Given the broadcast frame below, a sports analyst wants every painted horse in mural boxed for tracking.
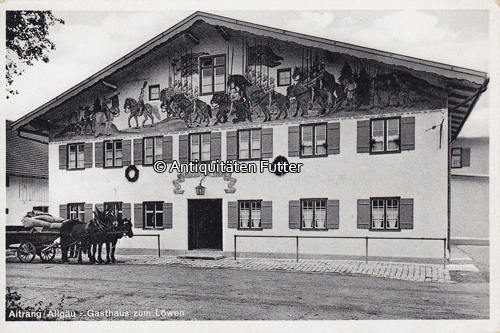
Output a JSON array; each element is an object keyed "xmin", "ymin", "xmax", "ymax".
[
  {"xmin": 210, "ymin": 92, "xmax": 231, "ymax": 125},
  {"xmin": 291, "ymin": 66, "xmax": 337, "ymax": 115},
  {"xmin": 172, "ymin": 94, "xmax": 212, "ymax": 127},
  {"xmin": 123, "ymin": 97, "xmax": 161, "ymax": 128},
  {"xmin": 159, "ymin": 87, "xmax": 182, "ymax": 120},
  {"xmin": 92, "ymin": 96, "xmax": 120, "ymax": 136}
]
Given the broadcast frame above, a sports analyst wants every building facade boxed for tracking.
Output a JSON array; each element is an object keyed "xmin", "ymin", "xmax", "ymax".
[{"xmin": 10, "ymin": 12, "xmax": 488, "ymax": 261}]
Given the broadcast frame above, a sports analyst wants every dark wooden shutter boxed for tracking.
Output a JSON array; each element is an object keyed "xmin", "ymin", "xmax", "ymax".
[
  {"xmin": 226, "ymin": 131, "xmax": 237, "ymax": 160},
  {"xmin": 163, "ymin": 202, "xmax": 173, "ymax": 229},
  {"xmin": 327, "ymin": 122, "xmax": 340, "ymax": 155},
  {"xmin": 357, "ymin": 199, "xmax": 370, "ymax": 229},
  {"xmin": 134, "ymin": 203, "xmax": 143, "ymax": 228},
  {"xmin": 289, "ymin": 200, "xmax": 300, "ymax": 229},
  {"xmin": 59, "ymin": 204, "xmax": 67, "ymax": 219},
  {"xmin": 84, "ymin": 143, "xmax": 93, "ymax": 168},
  {"xmin": 326, "ymin": 199, "xmax": 339, "ymax": 229},
  {"xmin": 288, "ymin": 126, "xmax": 300, "ymax": 157},
  {"xmin": 133, "ymin": 139, "xmax": 143, "ymax": 165},
  {"xmin": 122, "ymin": 140, "xmax": 132, "ymax": 166},
  {"xmin": 59, "ymin": 145, "xmax": 67, "ymax": 170},
  {"xmin": 401, "ymin": 117, "xmax": 415, "ymax": 151},
  {"xmin": 210, "ymin": 132, "xmax": 221, "ymax": 161},
  {"xmin": 162, "ymin": 136, "xmax": 173, "ymax": 163},
  {"xmin": 357, "ymin": 120, "xmax": 370, "ymax": 153},
  {"xmin": 261, "ymin": 201, "xmax": 272, "ymax": 229},
  {"xmin": 228, "ymin": 201, "xmax": 238, "ymax": 228},
  {"xmin": 179, "ymin": 134, "xmax": 189, "ymax": 163},
  {"xmin": 462, "ymin": 147, "xmax": 471, "ymax": 167},
  {"xmin": 261, "ymin": 128, "xmax": 273, "ymax": 158},
  {"xmin": 95, "ymin": 142, "xmax": 104, "ymax": 168},
  {"xmin": 400, "ymin": 198, "xmax": 414, "ymax": 229},
  {"xmin": 84, "ymin": 203, "xmax": 93, "ymax": 222},
  {"xmin": 122, "ymin": 203, "xmax": 131, "ymax": 220}
]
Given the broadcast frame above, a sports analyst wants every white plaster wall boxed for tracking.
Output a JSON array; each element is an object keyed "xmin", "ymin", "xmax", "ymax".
[
  {"xmin": 6, "ymin": 176, "xmax": 49, "ymax": 225},
  {"xmin": 451, "ymin": 137, "xmax": 489, "ymax": 175}
]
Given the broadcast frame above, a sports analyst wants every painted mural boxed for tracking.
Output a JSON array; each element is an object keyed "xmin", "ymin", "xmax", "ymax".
[{"xmin": 52, "ymin": 31, "xmax": 447, "ymax": 140}]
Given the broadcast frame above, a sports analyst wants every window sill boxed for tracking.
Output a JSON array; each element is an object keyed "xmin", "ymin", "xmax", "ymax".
[
  {"xmin": 368, "ymin": 229, "xmax": 401, "ymax": 232},
  {"xmin": 369, "ymin": 150, "xmax": 401, "ymax": 155},
  {"xmin": 299, "ymin": 154, "xmax": 328, "ymax": 159},
  {"xmin": 237, "ymin": 227, "xmax": 263, "ymax": 231},
  {"xmin": 299, "ymin": 228, "xmax": 328, "ymax": 231},
  {"xmin": 103, "ymin": 165, "xmax": 124, "ymax": 169},
  {"xmin": 66, "ymin": 168, "xmax": 85, "ymax": 171}
]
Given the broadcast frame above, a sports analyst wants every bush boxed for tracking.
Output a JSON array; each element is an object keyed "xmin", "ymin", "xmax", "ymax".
[{"xmin": 6, "ymin": 287, "xmax": 66, "ymax": 321}]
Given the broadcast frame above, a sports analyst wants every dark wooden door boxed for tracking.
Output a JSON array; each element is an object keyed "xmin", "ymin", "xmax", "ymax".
[{"xmin": 188, "ymin": 199, "xmax": 222, "ymax": 250}]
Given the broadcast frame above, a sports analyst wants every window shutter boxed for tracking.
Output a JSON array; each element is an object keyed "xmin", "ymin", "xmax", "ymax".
[
  {"xmin": 84, "ymin": 203, "xmax": 93, "ymax": 222},
  {"xmin": 357, "ymin": 120, "xmax": 370, "ymax": 153},
  {"xmin": 400, "ymin": 198, "xmax": 414, "ymax": 229},
  {"xmin": 122, "ymin": 203, "xmax": 131, "ymax": 220},
  {"xmin": 133, "ymin": 139, "xmax": 143, "ymax": 165},
  {"xmin": 326, "ymin": 199, "xmax": 339, "ymax": 229},
  {"xmin": 84, "ymin": 143, "xmax": 93, "ymax": 168},
  {"xmin": 95, "ymin": 142, "xmax": 104, "ymax": 168},
  {"xmin": 226, "ymin": 131, "xmax": 237, "ymax": 160},
  {"xmin": 261, "ymin": 128, "xmax": 273, "ymax": 158},
  {"xmin": 228, "ymin": 201, "xmax": 238, "ymax": 228},
  {"xmin": 462, "ymin": 147, "xmax": 471, "ymax": 167},
  {"xmin": 134, "ymin": 203, "xmax": 143, "ymax": 228},
  {"xmin": 179, "ymin": 134, "xmax": 189, "ymax": 163},
  {"xmin": 401, "ymin": 117, "xmax": 415, "ymax": 151},
  {"xmin": 289, "ymin": 200, "xmax": 300, "ymax": 229},
  {"xmin": 210, "ymin": 132, "xmax": 221, "ymax": 161},
  {"xmin": 122, "ymin": 140, "xmax": 132, "ymax": 166},
  {"xmin": 261, "ymin": 201, "xmax": 272, "ymax": 229},
  {"xmin": 357, "ymin": 199, "xmax": 370, "ymax": 229},
  {"xmin": 163, "ymin": 202, "xmax": 173, "ymax": 229},
  {"xmin": 162, "ymin": 136, "xmax": 173, "ymax": 163},
  {"xmin": 59, "ymin": 145, "xmax": 67, "ymax": 170},
  {"xmin": 59, "ymin": 204, "xmax": 67, "ymax": 219},
  {"xmin": 327, "ymin": 122, "xmax": 340, "ymax": 155},
  {"xmin": 288, "ymin": 126, "xmax": 300, "ymax": 157}
]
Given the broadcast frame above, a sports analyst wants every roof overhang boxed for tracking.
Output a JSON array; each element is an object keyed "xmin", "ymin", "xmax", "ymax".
[{"xmin": 10, "ymin": 11, "xmax": 488, "ymax": 140}]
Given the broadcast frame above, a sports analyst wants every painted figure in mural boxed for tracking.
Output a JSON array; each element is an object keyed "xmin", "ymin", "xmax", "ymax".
[
  {"xmin": 344, "ymin": 78, "xmax": 357, "ymax": 107},
  {"xmin": 226, "ymin": 75, "xmax": 253, "ymax": 123},
  {"xmin": 92, "ymin": 96, "xmax": 120, "ymax": 136},
  {"xmin": 123, "ymin": 97, "xmax": 161, "ymax": 129},
  {"xmin": 138, "ymin": 81, "xmax": 147, "ymax": 113},
  {"xmin": 210, "ymin": 92, "xmax": 230, "ymax": 125},
  {"xmin": 290, "ymin": 66, "xmax": 331, "ymax": 116},
  {"xmin": 309, "ymin": 59, "xmax": 338, "ymax": 113}
]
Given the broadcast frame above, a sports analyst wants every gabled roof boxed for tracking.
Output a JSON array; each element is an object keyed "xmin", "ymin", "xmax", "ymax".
[
  {"xmin": 10, "ymin": 11, "xmax": 488, "ymax": 140},
  {"xmin": 6, "ymin": 121, "xmax": 48, "ymax": 178}
]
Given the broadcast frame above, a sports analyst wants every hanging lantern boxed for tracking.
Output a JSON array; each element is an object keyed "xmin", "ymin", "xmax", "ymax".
[{"xmin": 195, "ymin": 177, "xmax": 206, "ymax": 195}]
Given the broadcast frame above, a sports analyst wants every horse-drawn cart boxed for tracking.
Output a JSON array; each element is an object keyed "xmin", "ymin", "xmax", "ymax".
[{"xmin": 6, "ymin": 226, "xmax": 60, "ymax": 263}]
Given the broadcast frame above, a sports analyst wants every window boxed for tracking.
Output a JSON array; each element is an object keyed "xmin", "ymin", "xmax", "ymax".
[
  {"xmin": 239, "ymin": 200, "xmax": 262, "ymax": 229},
  {"xmin": 200, "ymin": 55, "xmax": 226, "ymax": 95},
  {"xmin": 33, "ymin": 206, "xmax": 49, "ymax": 213},
  {"xmin": 144, "ymin": 202, "xmax": 163, "ymax": 229},
  {"xmin": 104, "ymin": 202, "xmax": 123, "ymax": 218},
  {"xmin": 451, "ymin": 148, "xmax": 462, "ymax": 168},
  {"xmin": 277, "ymin": 68, "xmax": 291, "ymax": 86},
  {"xmin": 370, "ymin": 198, "xmax": 400, "ymax": 230},
  {"xmin": 301, "ymin": 199, "xmax": 327, "ymax": 230},
  {"xmin": 189, "ymin": 133, "xmax": 211, "ymax": 162},
  {"xmin": 68, "ymin": 143, "xmax": 85, "ymax": 169},
  {"xmin": 370, "ymin": 118, "xmax": 400, "ymax": 153},
  {"xmin": 104, "ymin": 140, "xmax": 123, "ymax": 167},
  {"xmin": 143, "ymin": 137, "xmax": 163, "ymax": 166},
  {"xmin": 149, "ymin": 84, "xmax": 160, "ymax": 101},
  {"xmin": 238, "ymin": 129, "xmax": 261, "ymax": 160},
  {"xmin": 6, "ymin": 175, "xmax": 9, "ymax": 187},
  {"xmin": 300, "ymin": 123, "xmax": 327, "ymax": 157},
  {"xmin": 68, "ymin": 203, "xmax": 85, "ymax": 222}
]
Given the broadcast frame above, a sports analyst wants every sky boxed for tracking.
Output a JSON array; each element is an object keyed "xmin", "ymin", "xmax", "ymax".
[{"xmin": 5, "ymin": 9, "xmax": 490, "ymax": 137}]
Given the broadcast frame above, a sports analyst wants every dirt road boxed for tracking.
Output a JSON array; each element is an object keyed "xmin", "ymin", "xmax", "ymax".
[{"xmin": 6, "ymin": 260, "xmax": 488, "ymax": 320}]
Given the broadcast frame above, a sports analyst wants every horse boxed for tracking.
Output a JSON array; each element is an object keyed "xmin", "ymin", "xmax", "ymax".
[
  {"xmin": 159, "ymin": 87, "xmax": 181, "ymax": 120},
  {"xmin": 95, "ymin": 216, "xmax": 134, "ymax": 264},
  {"xmin": 210, "ymin": 93, "xmax": 231, "ymax": 125},
  {"xmin": 123, "ymin": 97, "xmax": 161, "ymax": 128},
  {"xmin": 270, "ymin": 91, "xmax": 290, "ymax": 120},
  {"xmin": 287, "ymin": 84, "xmax": 311, "ymax": 117},
  {"xmin": 292, "ymin": 66, "xmax": 336, "ymax": 115},
  {"xmin": 168, "ymin": 94, "xmax": 212, "ymax": 127},
  {"xmin": 93, "ymin": 96, "xmax": 120, "ymax": 136}
]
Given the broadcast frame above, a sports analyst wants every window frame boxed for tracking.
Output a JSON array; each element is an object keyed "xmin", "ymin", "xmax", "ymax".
[
  {"xmin": 143, "ymin": 136, "xmax": 163, "ymax": 166},
  {"xmin": 103, "ymin": 139, "xmax": 123, "ymax": 168},
  {"xmin": 104, "ymin": 201, "xmax": 123, "ymax": 218},
  {"xmin": 299, "ymin": 123, "xmax": 328, "ymax": 158},
  {"xmin": 237, "ymin": 128, "xmax": 262, "ymax": 161},
  {"xmin": 299, "ymin": 198, "xmax": 328, "ymax": 230},
  {"xmin": 451, "ymin": 147, "xmax": 462, "ymax": 169},
  {"xmin": 143, "ymin": 201, "xmax": 164, "ymax": 230},
  {"xmin": 369, "ymin": 197, "xmax": 401, "ymax": 231},
  {"xmin": 199, "ymin": 54, "xmax": 226, "ymax": 96},
  {"xmin": 67, "ymin": 143, "xmax": 85, "ymax": 170},
  {"xmin": 67, "ymin": 202, "xmax": 85, "ymax": 222},
  {"xmin": 237, "ymin": 199, "xmax": 263, "ymax": 230},
  {"xmin": 369, "ymin": 117, "xmax": 401, "ymax": 155},
  {"xmin": 149, "ymin": 84, "xmax": 160, "ymax": 101},
  {"xmin": 188, "ymin": 132, "xmax": 212, "ymax": 163},
  {"xmin": 33, "ymin": 206, "xmax": 49, "ymax": 213},
  {"xmin": 277, "ymin": 68, "xmax": 292, "ymax": 87}
]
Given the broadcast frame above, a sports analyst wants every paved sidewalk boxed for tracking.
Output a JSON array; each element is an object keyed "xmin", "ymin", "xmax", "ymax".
[{"xmin": 125, "ymin": 255, "xmax": 452, "ymax": 283}]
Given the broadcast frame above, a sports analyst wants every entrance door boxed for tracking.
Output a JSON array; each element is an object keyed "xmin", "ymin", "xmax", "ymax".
[{"xmin": 188, "ymin": 199, "xmax": 223, "ymax": 250}]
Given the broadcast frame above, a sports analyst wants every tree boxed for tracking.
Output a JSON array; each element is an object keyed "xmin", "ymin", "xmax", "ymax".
[
  {"xmin": 6, "ymin": 11, "xmax": 64, "ymax": 98},
  {"xmin": 338, "ymin": 61, "xmax": 353, "ymax": 84}
]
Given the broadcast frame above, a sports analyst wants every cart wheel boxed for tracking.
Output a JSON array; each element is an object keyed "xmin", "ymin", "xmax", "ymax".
[
  {"xmin": 39, "ymin": 247, "xmax": 56, "ymax": 262},
  {"xmin": 17, "ymin": 242, "xmax": 36, "ymax": 263}
]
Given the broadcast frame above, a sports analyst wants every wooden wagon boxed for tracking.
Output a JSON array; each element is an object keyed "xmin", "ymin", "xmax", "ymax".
[{"xmin": 6, "ymin": 226, "xmax": 60, "ymax": 263}]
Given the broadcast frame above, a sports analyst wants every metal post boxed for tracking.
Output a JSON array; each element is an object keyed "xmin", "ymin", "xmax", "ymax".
[
  {"xmin": 296, "ymin": 236, "xmax": 299, "ymax": 262},
  {"xmin": 234, "ymin": 235, "xmax": 237, "ymax": 260},
  {"xmin": 443, "ymin": 238, "xmax": 447, "ymax": 269},
  {"xmin": 365, "ymin": 237, "xmax": 368, "ymax": 264},
  {"xmin": 157, "ymin": 235, "xmax": 161, "ymax": 257}
]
